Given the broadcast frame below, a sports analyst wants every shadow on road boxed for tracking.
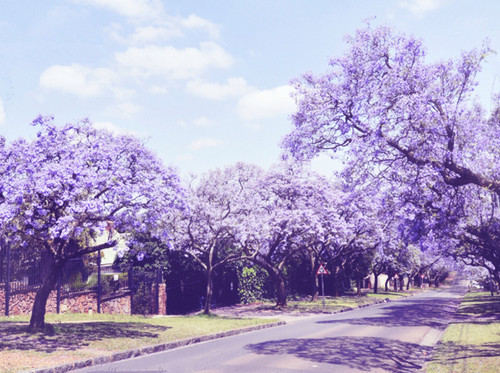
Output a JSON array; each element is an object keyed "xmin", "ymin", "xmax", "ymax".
[
  {"xmin": 0, "ymin": 321, "xmax": 170, "ymax": 353},
  {"xmin": 247, "ymin": 336, "xmax": 432, "ymax": 372},
  {"xmin": 317, "ymin": 296, "xmax": 461, "ymax": 330}
]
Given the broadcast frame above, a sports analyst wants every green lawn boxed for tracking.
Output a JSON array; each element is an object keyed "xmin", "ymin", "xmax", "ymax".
[
  {"xmin": 254, "ymin": 289, "xmax": 417, "ymax": 314},
  {"xmin": 425, "ymin": 291, "xmax": 500, "ymax": 373},
  {"xmin": 0, "ymin": 313, "xmax": 278, "ymax": 373}
]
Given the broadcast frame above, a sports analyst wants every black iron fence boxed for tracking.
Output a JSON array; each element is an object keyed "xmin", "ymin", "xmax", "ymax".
[{"xmin": 0, "ymin": 242, "xmax": 161, "ymax": 316}]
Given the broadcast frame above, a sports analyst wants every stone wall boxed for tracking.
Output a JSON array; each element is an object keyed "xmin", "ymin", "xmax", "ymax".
[{"xmin": 0, "ymin": 289, "xmax": 132, "ymax": 316}]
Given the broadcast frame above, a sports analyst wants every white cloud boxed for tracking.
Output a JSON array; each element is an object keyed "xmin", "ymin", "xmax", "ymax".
[
  {"xmin": 115, "ymin": 42, "xmax": 233, "ymax": 80},
  {"xmin": 0, "ymin": 97, "xmax": 5, "ymax": 125},
  {"xmin": 187, "ymin": 77, "xmax": 251, "ymax": 100},
  {"xmin": 107, "ymin": 23, "xmax": 184, "ymax": 45},
  {"xmin": 39, "ymin": 64, "xmax": 115, "ymax": 98},
  {"xmin": 193, "ymin": 117, "xmax": 215, "ymax": 127},
  {"xmin": 190, "ymin": 137, "xmax": 222, "ymax": 150},
  {"xmin": 237, "ymin": 85, "xmax": 295, "ymax": 121},
  {"xmin": 180, "ymin": 14, "xmax": 220, "ymax": 39},
  {"xmin": 93, "ymin": 121, "xmax": 138, "ymax": 136},
  {"xmin": 76, "ymin": 0, "xmax": 165, "ymax": 21},
  {"xmin": 398, "ymin": 0, "xmax": 448, "ymax": 15}
]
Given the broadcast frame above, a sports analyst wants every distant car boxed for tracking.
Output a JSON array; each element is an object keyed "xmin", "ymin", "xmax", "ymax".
[{"xmin": 469, "ymin": 280, "xmax": 481, "ymax": 289}]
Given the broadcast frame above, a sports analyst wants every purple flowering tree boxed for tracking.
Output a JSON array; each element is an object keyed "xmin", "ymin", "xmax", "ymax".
[
  {"xmin": 238, "ymin": 162, "xmax": 346, "ymax": 307},
  {"xmin": 0, "ymin": 116, "xmax": 183, "ymax": 331},
  {"xmin": 170, "ymin": 163, "xmax": 263, "ymax": 314},
  {"xmin": 282, "ymin": 23, "xmax": 500, "ymax": 283},
  {"xmin": 304, "ymin": 184, "xmax": 382, "ymax": 297}
]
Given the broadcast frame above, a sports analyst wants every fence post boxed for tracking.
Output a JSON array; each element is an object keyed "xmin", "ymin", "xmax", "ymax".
[
  {"xmin": 5, "ymin": 241, "xmax": 10, "ymax": 317},
  {"xmin": 97, "ymin": 248, "xmax": 101, "ymax": 314},
  {"xmin": 56, "ymin": 275, "xmax": 61, "ymax": 314},
  {"xmin": 128, "ymin": 266, "xmax": 134, "ymax": 315},
  {"xmin": 155, "ymin": 267, "xmax": 160, "ymax": 315}
]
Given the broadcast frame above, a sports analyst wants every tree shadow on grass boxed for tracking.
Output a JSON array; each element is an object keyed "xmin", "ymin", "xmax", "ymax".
[
  {"xmin": 0, "ymin": 321, "xmax": 170, "ymax": 353},
  {"xmin": 247, "ymin": 336, "xmax": 433, "ymax": 372},
  {"xmin": 431, "ymin": 341, "xmax": 500, "ymax": 365},
  {"xmin": 455, "ymin": 295, "xmax": 500, "ymax": 321},
  {"xmin": 317, "ymin": 297, "xmax": 461, "ymax": 330}
]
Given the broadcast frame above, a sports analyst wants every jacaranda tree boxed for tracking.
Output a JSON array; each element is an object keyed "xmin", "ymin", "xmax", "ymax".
[
  {"xmin": 282, "ymin": 22, "xmax": 499, "ymax": 282},
  {"xmin": 240, "ymin": 162, "xmax": 344, "ymax": 307},
  {"xmin": 170, "ymin": 162, "xmax": 263, "ymax": 314},
  {"xmin": 0, "ymin": 116, "xmax": 184, "ymax": 331}
]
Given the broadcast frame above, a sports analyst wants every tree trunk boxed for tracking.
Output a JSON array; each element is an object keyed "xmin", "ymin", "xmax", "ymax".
[
  {"xmin": 356, "ymin": 277, "xmax": 361, "ymax": 296},
  {"xmin": 373, "ymin": 274, "xmax": 378, "ymax": 294},
  {"xmin": 29, "ymin": 259, "xmax": 64, "ymax": 332},
  {"xmin": 309, "ymin": 254, "xmax": 319, "ymax": 301},
  {"xmin": 203, "ymin": 268, "xmax": 213, "ymax": 314},
  {"xmin": 274, "ymin": 271, "xmax": 287, "ymax": 308},
  {"xmin": 385, "ymin": 276, "xmax": 390, "ymax": 292},
  {"xmin": 310, "ymin": 275, "xmax": 319, "ymax": 302}
]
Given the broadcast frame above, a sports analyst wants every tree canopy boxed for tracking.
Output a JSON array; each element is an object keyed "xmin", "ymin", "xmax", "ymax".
[
  {"xmin": 0, "ymin": 116, "xmax": 184, "ymax": 330},
  {"xmin": 282, "ymin": 23, "xmax": 500, "ymax": 287}
]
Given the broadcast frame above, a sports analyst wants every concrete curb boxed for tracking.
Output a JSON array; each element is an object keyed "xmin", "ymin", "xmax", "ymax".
[{"xmin": 28, "ymin": 320, "xmax": 286, "ymax": 373}]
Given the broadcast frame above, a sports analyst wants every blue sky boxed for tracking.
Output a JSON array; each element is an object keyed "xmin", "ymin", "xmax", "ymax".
[{"xmin": 0, "ymin": 0, "xmax": 499, "ymax": 177}]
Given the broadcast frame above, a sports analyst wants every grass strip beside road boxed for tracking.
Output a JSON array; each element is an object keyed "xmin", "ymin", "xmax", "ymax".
[
  {"xmin": 252, "ymin": 290, "xmax": 417, "ymax": 314},
  {"xmin": 425, "ymin": 291, "xmax": 500, "ymax": 373},
  {"xmin": 0, "ymin": 313, "xmax": 278, "ymax": 373}
]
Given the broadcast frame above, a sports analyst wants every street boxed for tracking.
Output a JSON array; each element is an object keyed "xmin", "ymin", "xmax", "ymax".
[{"xmin": 75, "ymin": 282, "xmax": 466, "ymax": 373}]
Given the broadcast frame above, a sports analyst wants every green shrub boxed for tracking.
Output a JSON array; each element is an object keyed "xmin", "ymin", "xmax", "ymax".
[{"xmin": 238, "ymin": 266, "xmax": 265, "ymax": 304}]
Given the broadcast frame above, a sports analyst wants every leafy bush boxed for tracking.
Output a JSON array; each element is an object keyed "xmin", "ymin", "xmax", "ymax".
[{"xmin": 238, "ymin": 266, "xmax": 266, "ymax": 304}]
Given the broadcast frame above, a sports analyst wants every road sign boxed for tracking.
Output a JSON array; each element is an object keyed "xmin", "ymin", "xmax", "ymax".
[{"xmin": 316, "ymin": 263, "xmax": 329, "ymax": 275}]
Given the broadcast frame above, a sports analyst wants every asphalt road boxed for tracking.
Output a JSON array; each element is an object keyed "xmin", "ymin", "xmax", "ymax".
[{"xmin": 75, "ymin": 281, "xmax": 466, "ymax": 373}]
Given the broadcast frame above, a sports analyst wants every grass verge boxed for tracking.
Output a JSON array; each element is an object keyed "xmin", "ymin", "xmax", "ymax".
[
  {"xmin": 253, "ymin": 289, "xmax": 419, "ymax": 314},
  {"xmin": 425, "ymin": 291, "xmax": 500, "ymax": 373},
  {"xmin": 0, "ymin": 313, "xmax": 278, "ymax": 373}
]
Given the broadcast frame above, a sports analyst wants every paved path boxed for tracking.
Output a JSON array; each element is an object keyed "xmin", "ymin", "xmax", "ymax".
[{"xmin": 75, "ymin": 282, "xmax": 466, "ymax": 373}]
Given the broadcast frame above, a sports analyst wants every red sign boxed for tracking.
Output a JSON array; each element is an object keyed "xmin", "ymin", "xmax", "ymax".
[{"xmin": 316, "ymin": 263, "xmax": 329, "ymax": 275}]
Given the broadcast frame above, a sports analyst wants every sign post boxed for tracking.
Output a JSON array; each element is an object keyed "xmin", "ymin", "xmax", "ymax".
[{"xmin": 316, "ymin": 263, "xmax": 329, "ymax": 310}]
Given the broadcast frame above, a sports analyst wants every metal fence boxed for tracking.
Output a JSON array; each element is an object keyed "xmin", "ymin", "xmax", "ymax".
[{"xmin": 0, "ymin": 241, "xmax": 165, "ymax": 316}]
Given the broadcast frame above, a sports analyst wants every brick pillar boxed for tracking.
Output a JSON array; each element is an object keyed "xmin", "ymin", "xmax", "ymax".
[{"xmin": 158, "ymin": 283, "xmax": 167, "ymax": 315}]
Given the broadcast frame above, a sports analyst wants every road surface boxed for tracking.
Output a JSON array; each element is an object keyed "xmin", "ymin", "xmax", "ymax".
[{"xmin": 75, "ymin": 282, "xmax": 466, "ymax": 373}]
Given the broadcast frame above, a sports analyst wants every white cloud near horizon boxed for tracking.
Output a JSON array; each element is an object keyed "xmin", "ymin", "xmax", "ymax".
[
  {"xmin": 237, "ymin": 85, "xmax": 295, "ymax": 121},
  {"xmin": 93, "ymin": 121, "xmax": 139, "ymax": 136},
  {"xmin": 190, "ymin": 137, "xmax": 222, "ymax": 150},
  {"xmin": 187, "ymin": 77, "xmax": 251, "ymax": 100}
]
